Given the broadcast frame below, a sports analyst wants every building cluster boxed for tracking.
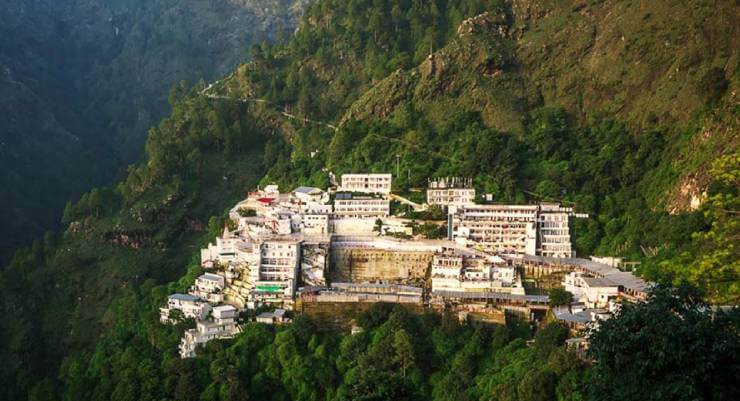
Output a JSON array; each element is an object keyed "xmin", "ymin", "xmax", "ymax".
[
  {"xmin": 546, "ymin": 256, "xmax": 650, "ymax": 331},
  {"xmin": 160, "ymin": 173, "xmax": 648, "ymax": 357},
  {"xmin": 431, "ymin": 247, "xmax": 523, "ymax": 294},
  {"xmin": 160, "ymin": 293, "xmax": 239, "ymax": 358}
]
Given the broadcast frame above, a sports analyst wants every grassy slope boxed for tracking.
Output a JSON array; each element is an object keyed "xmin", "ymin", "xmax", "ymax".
[{"xmin": 341, "ymin": 0, "xmax": 738, "ymax": 208}]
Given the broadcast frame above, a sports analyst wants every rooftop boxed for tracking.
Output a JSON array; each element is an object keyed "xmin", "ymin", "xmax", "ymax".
[
  {"xmin": 200, "ymin": 273, "xmax": 224, "ymax": 282},
  {"xmin": 212, "ymin": 305, "xmax": 237, "ymax": 313},
  {"xmin": 293, "ymin": 186, "xmax": 323, "ymax": 195},
  {"xmin": 582, "ymin": 277, "xmax": 618, "ymax": 288},
  {"xmin": 169, "ymin": 293, "xmax": 200, "ymax": 302},
  {"xmin": 512, "ymin": 254, "xmax": 651, "ymax": 293}
]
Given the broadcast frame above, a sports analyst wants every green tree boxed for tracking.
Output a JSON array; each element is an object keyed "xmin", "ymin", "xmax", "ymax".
[
  {"xmin": 588, "ymin": 285, "xmax": 740, "ymax": 401},
  {"xmin": 393, "ymin": 329, "xmax": 415, "ymax": 378},
  {"xmin": 548, "ymin": 288, "xmax": 573, "ymax": 308}
]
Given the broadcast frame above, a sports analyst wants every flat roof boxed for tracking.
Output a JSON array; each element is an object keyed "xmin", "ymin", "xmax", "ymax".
[
  {"xmin": 511, "ymin": 254, "xmax": 651, "ymax": 293},
  {"xmin": 582, "ymin": 277, "xmax": 618, "ymax": 288},
  {"xmin": 331, "ymin": 282, "xmax": 423, "ymax": 293},
  {"xmin": 200, "ymin": 273, "xmax": 224, "ymax": 281},
  {"xmin": 294, "ymin": 186, "xmax": 323, "ymax": 194},
  {"xmin": 169, "ymin": 293, "xmax": 200, "ymax": 302},
  {"xmin": 432, "ymin": 290, "xmax": 548, "ymax": 303},
  {"xmin": 341, "ymin": 173, "xmax": 391, "ymax": 177},
  {"xmin": 553, "ymin": 309, "xmax": 591, "ymax": 323},
  {"xmin": 212, "ymin": 305, "xmax": 237, "ymax": 312}
]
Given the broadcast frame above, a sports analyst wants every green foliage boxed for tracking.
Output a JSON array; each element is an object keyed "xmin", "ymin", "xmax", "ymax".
[
  {"xmin": 548, "ymin": 288, "xmax": 574, "ymax": 308},
  {"xmin": 643, "ymin": 153, "xmax": 740, "ymax": 303},
  {"xmin": 0, "ymin": 0, "xmax": 305, "ymax": 264},
  {"xmin": 2, "ymin": 0, "xmax": 739, "ymax": 399},
  {"xmin": 41, "ymin": 302, "xmax": 585, "ymax": 401},
  {"xmin": 587, "ymin": 286, "xmax": 740, "ymax": 401},
  {"xmin": 233, "ymin": 0, "xmax": 508, "ymax": 121},
  {"xmin": 0, "ymin": 90, "xmax": 273, "ymax": 400}
]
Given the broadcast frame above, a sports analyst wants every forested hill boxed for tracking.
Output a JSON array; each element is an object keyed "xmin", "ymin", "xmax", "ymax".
[
  {"xmin": 0, "ymin": 0, "xmax": 737, "ymax": 400},
  {"xmin": 0, "ymin": 0, "xmax": 308, "ymax": 263}
]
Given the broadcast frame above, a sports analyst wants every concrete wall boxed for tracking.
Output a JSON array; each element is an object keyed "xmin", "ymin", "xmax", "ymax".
[{"xmin": 330, "ymin": 247, "xmax": 433, "ymax": 284}]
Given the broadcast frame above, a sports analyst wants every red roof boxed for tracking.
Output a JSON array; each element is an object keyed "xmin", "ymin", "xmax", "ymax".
[{"xmin": 257, "ymin": 197, "xmax": 274, "ymax": 204}]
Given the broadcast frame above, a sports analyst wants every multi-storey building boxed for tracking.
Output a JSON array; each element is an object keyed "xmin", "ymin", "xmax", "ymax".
[
  {"xmin": 180, "ymin": 305, "xmax": 239, "ymax": 358},
  {"xmin": 563, "ymin": 272, "xmax": 619, "ymax": 308},
  {"xmin": 431, "ymin": 248, "xmax": 521, "ymax": 293},
  {"xmin": 189, "ymin": 273, "xmax": 226, "ymax": 303},
  {"xmin": 160, "ymin": 294, "xmax": 212, "ymax": 323},
  {"xmin": 333, "ymin": 194, "xmax": 390, "ymax": 219},
  {"xmin": 451, "ymin": 203, "xmax": 582, "ymax": 258},
  {"xmin": 427, "ymin": 177, "xmax": 476, "ymax": 207},
  {"xmin": 538, "ymin": 203, "xmax": 576, "ymax": 258},
  {"xmin": 300, "ymin": 214, "xmax": 330, "ymax": 235},
  {"xmin": 340, "ymin": 173, "xmax": 392, "ymax": 194},
  {"xmin": 200, "ymin": 227, "xmax": 243, "ymax": 267},
  {"xmin": 291, "ymin": 186, "xmax": 328, "ymax": 205},
  {"xmin": 451, "ymin": 204, "xmax": 539, "ymax": 255},
  {"xmin": 255, "ymin": 240, "xmax": 301, "ymax": 302}
]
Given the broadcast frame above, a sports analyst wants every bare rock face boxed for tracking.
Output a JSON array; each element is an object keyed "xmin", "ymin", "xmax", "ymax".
[
  {"xmin": 669, "ymin": 175, "xmax": 708, "ymax": 214},
  {"xmin": 457, "ymin": 12, "xmax": 509, "ymax": 38}
]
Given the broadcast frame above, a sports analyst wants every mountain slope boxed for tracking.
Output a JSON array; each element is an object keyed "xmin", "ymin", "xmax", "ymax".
[
  {"xmin": 0, "ymin": 0, "xmax": 308, "ymax": 263},
  {"xmin": 0, "ymin": 0, "xmax": 737, "ymax": 399}
]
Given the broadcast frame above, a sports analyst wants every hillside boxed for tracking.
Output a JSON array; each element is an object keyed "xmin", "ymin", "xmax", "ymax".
[
  {"xmin": 0, "ymin": 0, "xmax": 308, "ymax": 263},
  {"xmin": 0, "ymin": 0, "xmax": 738, "ymax": 399}
]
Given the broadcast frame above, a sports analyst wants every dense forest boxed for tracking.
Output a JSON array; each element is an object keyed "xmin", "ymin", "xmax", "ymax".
[
  {"xmin": 40, "ymin": 288, "xmax": 740, "ymax": 401},
  {"xmin": 1, "ymin": 0, "xmax": 738, "ymax": 400},
  {"xmin": 0, "ymin": 0, "xmax": 308, "ymax": 263}
]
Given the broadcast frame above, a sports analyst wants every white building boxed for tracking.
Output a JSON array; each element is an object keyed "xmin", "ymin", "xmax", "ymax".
[
  {"xmin": 255, "ymin": 240, "xmax": 300, "ymax": 302},
  {"xmin": 451, "ymin": 204, "xmax": 539, "ymax": 255},
  {"xmin": 334, "ymin": 195, "xmax": 390, "ymax": 219},
  {"xmin": 201, "ymin": 227, "xmax": 245, "ymax": 268},
  {"xmin": 451, "ymin": 203, "xmax": 582, "ymax": 258},
  {"xmin": 255, "ymin": 308, "xmax": 290, "ymax": 325},
  {"xmin": 563, "ymin": 272, "xmax": 619, "ymax": 308},
  {"xmin": 538, "ymin": 203, "xmax": 576, "ymax": 258},
  {"xmin": 189, "ymin": 273, "xmax": 226, "ymax": 303},
  {"xmin": 179, "ymin": 305, "xmax": 239, "ymax": 358},
  {"xmin": 431, "ymin": 248, "xmax": 522, "ymax": 294},
  {"xmin": 160, "ymin": 294, "xmax": 212, "ymax": 323},
  {"xmin": 292, "ymin": 186, "xmax": 328, "ymax": 205},
  {"xmin": 300, "ymin": 214, "xmax": 330, "ymax": 235},
  {"xmin": 340, "ymin": 173, "xmax": 392, "ymax": 194},
  {"xmin": 427, "ymin": 177, "xmax": 476, "ymax": 207}
]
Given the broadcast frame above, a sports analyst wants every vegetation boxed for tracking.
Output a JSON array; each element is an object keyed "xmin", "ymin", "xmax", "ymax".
[
  {"xmin": 548, "ymin": 288, "xmax": 573, "ymax": 308},
  {"xmin": 0, "ymin": 92, "xmax": 279, "ymax": 400},
  {"xmin": 55, "ymin": 300, "xmax": 589, "ymax": 401},
  {"xmin": 588, "ymin": 286, "xmax": 740, "ymax": 401},
  {"xmin": 1, "ymin": 0, "xmax": 738, "ymax": 399},
  {"xmin": 0, "ymin": 0, "xmax": 307, "ymax": 263}
]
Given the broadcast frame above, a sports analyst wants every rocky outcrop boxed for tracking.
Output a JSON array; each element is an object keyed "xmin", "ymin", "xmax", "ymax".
[{"xmin": 104, "ymin": 229, "xmax": 153, "ymax": 249}]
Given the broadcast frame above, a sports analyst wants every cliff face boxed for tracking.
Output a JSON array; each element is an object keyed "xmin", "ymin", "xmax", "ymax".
[{"xmin": 0, "ymin": 0, "xmax": 308, "ymax": 262}]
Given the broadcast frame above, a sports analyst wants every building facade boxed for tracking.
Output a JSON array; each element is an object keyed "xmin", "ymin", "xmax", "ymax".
[
  {"xmin": 451, "ymin": 203, "xmax": 581, "ymax": 258},
  {"xmin": 160, "ymin": 294, "xmax": 212, "ymax": 323},
  {"xmin": 340, "ymin": 173, "xmax": 392, "ymax": 194},
  {"xmin": 333, "ymin": 196, "xmax": 390, "ymax": 219},
  {"xmin": 427, "ymin": 177, "xmax": 476, "ymax": 207}
]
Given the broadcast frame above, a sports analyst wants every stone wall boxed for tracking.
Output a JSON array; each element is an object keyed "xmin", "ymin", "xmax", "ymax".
[{"xmin": 329, "ymin": 247, "xmax": 434, "ymax": 285}]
